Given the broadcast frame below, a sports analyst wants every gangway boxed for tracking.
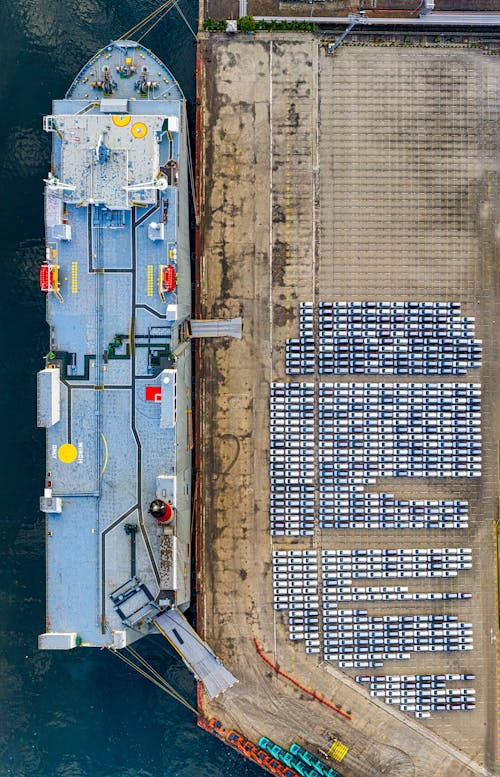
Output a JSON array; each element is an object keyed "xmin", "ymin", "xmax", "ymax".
[
  {"xmin": 155, "ymin": 609, "xmax": 238, "ymax": 699},
  {"xmin": 327, "ymin": 14, "xmax": 368, "ymax": 53},
  {"xmin": 188, "ymin": 317, "xmax": 242, "ymax": 339}
]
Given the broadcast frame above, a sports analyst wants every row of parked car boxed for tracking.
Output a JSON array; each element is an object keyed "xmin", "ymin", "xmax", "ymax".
[
  {"xmin": 271, "ymin": 549, "xmax": 475, "ymax": 668},
  {"xmin": 318, "ymin": 326, "xmax": 479, "ymax": 338},
  {"xmin": 319, "ymin": 336, "xmax": 481, "ymax": 376},
  {"xmin": 320, "ymin": 547, "xmax": 472, "ymax": 581},
  {"xmin": 319, "ymin": 519, "xmax": 469, "ymax": 530},
  {"xmin": 320, "ymin": 301, "xmax": 464, "ymax": 310},
  {"xmin": 318, "ymin": 383, "xmax": 481, "ymax": 406},
  {"xmin": 322, "ymin": 611, "xmax": 473, "ymax": 668},
  {"xmin": 272, "ymin": 551, "xmax": 320, "ymax": 651},
  {"xmin": 318, "ymin": 300, "xmax": 476, "ymax": 326},
  {"xmin": 322, "ymin": 547, "xmax": 472, "ymax": 557},
  {"xmin": 355, "ymin": 673, "xmax": 475, "ymax": 683},
  {"xmin": 285, "ymin": 342, "xmax": 315, "ymax": 375},
  {"xmin": 319, "ymin": 380, "xmax": 481, "ymax": 392},
  {"xmin": 319, "ymin": 483, "xmax": 469, "ymax": 529},
  {"xmin": 321, "ymin": 548, "xmax": 473, "ymax": 558},
  {"xmin": 286, "ymin": 301, "xmax": 481, "ymax": 376},
  {"xmin": 319, "ymin": 590, "xmax": 472, "ymax": 604},
  {"xmin": 319, "ymin": 359, "xmax": 481, "ymax": 375},
  {"xmin": 270, "ymin": 386, "xmax": 315, "ymax": 536},
  {"xmin": 355, "ymin": 674, "xmax": 476, "ymax": 719},
  {"xmin": 319, "ymin": 332, "xmax": 478, "ymax": 340},
  {"xmin": 271, "ymin": 310, "xmax": 481, "ymax": 695},
  {"xmin": 269, "ymin": 380, "xmax": 481, "ymax": 534}
]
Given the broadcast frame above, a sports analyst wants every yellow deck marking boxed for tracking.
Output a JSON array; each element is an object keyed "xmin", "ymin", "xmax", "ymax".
[
  {"xmin": 100, "ymin": 432, "xmax": 109, "ymax": 475},
  {"xmin": 58, "ymin": 443, "xmax": 77, "ymax": 463},
  {"xmin": 71, "ymin": 261, "xmax": 78, "ymax": 293},
  {"xmin": 147, "ymin": 264, "xmax": 154, "ymax": 297},
  {"xmin": 131, "ymin": 122, "xmax": 147, "ymax": 139},
  {"xmin": 112, "ymin": 115, "xmax": 131, "ymax": 127}
]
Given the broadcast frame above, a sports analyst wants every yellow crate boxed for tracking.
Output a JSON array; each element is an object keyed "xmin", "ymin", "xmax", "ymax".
[{"xmin": 327, "ymin": 740, "xmax": 349, "ymax": 763}]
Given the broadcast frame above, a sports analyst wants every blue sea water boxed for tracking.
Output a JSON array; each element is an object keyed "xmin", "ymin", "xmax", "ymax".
[{"xmin": 0, "ymin": 2, "xmax": 261, "ymax": 775}]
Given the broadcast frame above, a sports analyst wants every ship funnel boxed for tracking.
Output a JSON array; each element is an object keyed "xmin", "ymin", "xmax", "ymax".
[{"xmin": 149, "ymin": 499, "xmax": 174, "ymax": 524}]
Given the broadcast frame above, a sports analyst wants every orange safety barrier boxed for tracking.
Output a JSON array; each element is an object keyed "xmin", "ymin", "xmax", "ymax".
[{"xmin": 253, "ymin": 637, "xmax": 352, "ymax": 721}]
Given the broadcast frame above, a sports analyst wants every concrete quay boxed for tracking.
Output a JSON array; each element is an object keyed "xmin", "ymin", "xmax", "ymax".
[{"xmin": 195, "ymin": 33, "xmax": 500, "ymax": 777}]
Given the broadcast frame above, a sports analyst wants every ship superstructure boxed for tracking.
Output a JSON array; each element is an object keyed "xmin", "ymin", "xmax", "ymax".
[{"xmin": 38, "ymin": 40, "xmax": 192, "ymax": 650}]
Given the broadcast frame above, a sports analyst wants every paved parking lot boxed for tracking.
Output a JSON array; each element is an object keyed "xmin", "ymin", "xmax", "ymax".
[{"xmin": 198, "ymin": 35, "xmax": 500, "ymax": 776}]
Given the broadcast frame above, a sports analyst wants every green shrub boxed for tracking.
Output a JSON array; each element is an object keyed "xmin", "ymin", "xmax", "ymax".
[
  {"xmin": 238, "ymin": 15, "xmax": 257, "ymax": 31},
  {"xmin": 204, "ymin": 16, "xmax": 314, "ymax": 32}
]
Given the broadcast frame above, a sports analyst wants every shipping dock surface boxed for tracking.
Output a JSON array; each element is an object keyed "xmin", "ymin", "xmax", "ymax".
[{"xmin": 196, "ymin": 34, "xmax": 500, "ymax": 776}]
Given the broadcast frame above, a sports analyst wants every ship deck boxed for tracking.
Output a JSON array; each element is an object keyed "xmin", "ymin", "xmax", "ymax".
[
  {"xmin": 197, "ymin": 34, "xmax": 500, "ymax": 776},
  {"xmin": 40, "ymin": 41, "xmax": 192, "ymax": 648}
]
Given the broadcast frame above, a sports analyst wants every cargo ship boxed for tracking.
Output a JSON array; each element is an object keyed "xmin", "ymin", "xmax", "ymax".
[{"xmin": 37, "ymin": 40, "xmax": 194, "ymax": 651}]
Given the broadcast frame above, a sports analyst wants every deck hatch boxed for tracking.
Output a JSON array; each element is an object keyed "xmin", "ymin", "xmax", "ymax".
[
  {"xmin": 160, "ymin": 370, "xmax": 176, "ymax": 428},
  {"xmin": 99, "ymin": 99, "xmax": 129, "ymax": 113},
  {"xmin": 37, "ymin": 367, "xmax": 61, "ymax": 428}
]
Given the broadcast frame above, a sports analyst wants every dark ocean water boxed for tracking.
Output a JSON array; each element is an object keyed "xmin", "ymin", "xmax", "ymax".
[{"xmin": 0, "ymin": 3, "xmax": 260, "ymax": 775}]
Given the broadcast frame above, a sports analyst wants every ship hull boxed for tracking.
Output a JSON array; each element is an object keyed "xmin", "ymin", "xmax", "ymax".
[{"xmin": 38, "ymin": 40, "xmax": 192, "ymax": 649}]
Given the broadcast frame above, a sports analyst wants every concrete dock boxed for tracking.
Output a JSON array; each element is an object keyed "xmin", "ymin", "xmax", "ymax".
[{"xmin": 196, "ymin": 34, "xmax": 500, "ymax": 776}]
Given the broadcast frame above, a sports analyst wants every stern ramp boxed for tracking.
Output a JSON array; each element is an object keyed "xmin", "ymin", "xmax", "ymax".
[{"xmin": 155, "ymin": 609, "xmax": 238, "ymax": 699}]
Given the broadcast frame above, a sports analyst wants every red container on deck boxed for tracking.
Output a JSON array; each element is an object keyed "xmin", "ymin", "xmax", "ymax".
[
  {"xmin": 163, "ymin": 264, "xmax": 175, "ymax": 292},
  {"xmin": 40, "ymin": 263, "xmax": 53, "ymax": 292}
]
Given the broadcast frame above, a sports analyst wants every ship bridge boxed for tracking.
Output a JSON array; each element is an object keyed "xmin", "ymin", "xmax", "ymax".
[{"xmin": 43, "ymin": 112, "xmax": 179, "ymax": 209}]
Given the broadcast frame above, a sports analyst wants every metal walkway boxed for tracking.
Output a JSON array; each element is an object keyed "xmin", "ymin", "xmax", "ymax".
[
  {"xmin": 255, "ymin": 13, "xmax": 500, "ymax": 25},
  {"xmin": 189, "ymin": 317, "xmax": 242, "ymax": 339},
  {"xmin": 155, "ymin": 609, "xmax": 238, "ymax": 699}
]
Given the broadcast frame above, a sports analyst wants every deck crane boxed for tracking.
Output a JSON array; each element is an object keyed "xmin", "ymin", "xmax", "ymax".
[
  {"xmin": 123, "ymin": 177, "xmax": 169, "ymax": 192},
  {"xmin": 43, "ymin": 172, "xmax": 76, "ymax": 192},
  {"xmin": 327, "ymin": 13, "xmax": 368, "ymax": 54}
]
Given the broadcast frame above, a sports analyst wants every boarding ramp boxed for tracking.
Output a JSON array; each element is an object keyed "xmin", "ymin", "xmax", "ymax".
[
  {"xmin": 327, "ymin": 14, "xmax": 368, "ymax": 54},
  {"xmin": 155, "ymin": 609, "xmax": 238, "ymax": 699},
  {"xmin": 189, "ymin": 317, "xmax": 242, "ymax": 339}
]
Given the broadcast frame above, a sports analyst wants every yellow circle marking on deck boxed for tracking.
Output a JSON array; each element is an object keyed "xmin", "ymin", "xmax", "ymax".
[
  {"xmin": 58, "ymin": 443, "xmax": 77, "ymax": 464},
  {"xmin": 131, "ymin": 122, "xmax": 148, "ymax": 139},
  {"xmin": 112, "ymin": 115, "xmax": 131, "ymax": 127}
]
